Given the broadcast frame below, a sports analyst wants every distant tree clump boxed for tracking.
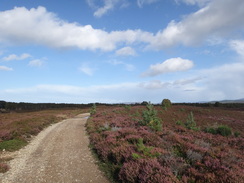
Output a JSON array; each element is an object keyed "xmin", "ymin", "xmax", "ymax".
[
  {"xmin": 141, "ymin": 101, "xmax": 149, "ymax": 106},
  {"xmin": 161, "ymin": 99, "xmax": 172, "ymax": 110},
  {"xmin": 214, "ymin": 102, "xmax": 222, "ymax": 107}
]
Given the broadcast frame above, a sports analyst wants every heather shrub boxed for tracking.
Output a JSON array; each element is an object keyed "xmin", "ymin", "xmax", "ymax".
[
  {"xmin": 110, "ymin": 144, "xmax": 135, "ymax": 164},
  {"xmin": 98, "ymin": 123, "xmax": 110, "ymax": 132},
  {"xmin": 186, "ymin": 150, "xmax": 203, "ymax": 163},
  {"xmin": 0, "ymin": 163, "xmax": 9, "ymax": 173},
  {"xmin": 119, "ymin": 159, "xmax": 174, "ymax": 183},
  {"xmin": 87, "ymin": 105, "xmax": 244, "ymax": 183},
  {"xmin": 173, "ymin": 145, "xmax": 186, "ymax": 158}
]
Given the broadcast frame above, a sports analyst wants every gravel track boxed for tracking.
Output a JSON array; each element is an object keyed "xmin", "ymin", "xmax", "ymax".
[{"xmin": 0, "ymin": 113, "xmax": 109, "ymax": 183}]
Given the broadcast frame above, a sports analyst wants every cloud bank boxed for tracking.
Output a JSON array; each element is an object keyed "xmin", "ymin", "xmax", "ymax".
[
  {"xmin": 1, "ymin": 61, "xmax": 243, "ymax": 103},
  {"xmin": 1, "ymin": 1, "xmax": 243, "ymax": 53},
  {"xmin": 150, "ymin": 0, "xmax": 244, "ymax": 48},
  {"xmin": 0, "ymin": 6, "xmax": 152, "ymax": 52}
]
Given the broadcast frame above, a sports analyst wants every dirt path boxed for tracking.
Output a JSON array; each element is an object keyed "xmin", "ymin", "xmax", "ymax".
[{"xmin": 0, "ymin": 113, "xmax": 109, "ymax": 183}]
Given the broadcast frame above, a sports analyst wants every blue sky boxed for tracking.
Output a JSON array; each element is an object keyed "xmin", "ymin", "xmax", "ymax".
[{"xmin": 0, "ymin": 0, "xmax": 243, "ymax": 103}]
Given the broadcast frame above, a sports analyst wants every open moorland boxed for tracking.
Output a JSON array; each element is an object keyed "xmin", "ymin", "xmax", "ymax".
[
  {"xmin": 0, "ymin": 101, "xmax": 243, "ymax": 183},
  {"xmin": 87, "ymin": 103, "xmax": 244, "ymax": 183}
]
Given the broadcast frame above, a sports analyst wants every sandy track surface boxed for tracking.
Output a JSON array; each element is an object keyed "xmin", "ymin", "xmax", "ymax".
[{"xmin": 0, "ymin": 113, "xmax": 109, "ymax": 183}]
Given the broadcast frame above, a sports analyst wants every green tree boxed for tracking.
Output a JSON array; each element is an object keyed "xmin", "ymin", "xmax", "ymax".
[
  {"xmin": 139, "ymin": 104, "xmax": 162, "ymax": 131},
  {"xmin": 90, "ymin": 103, "xmax": 97, "ymax": 115},
  {"xmin": 161, "ymin": 99, "xmax": 172, "ymax": 110}
]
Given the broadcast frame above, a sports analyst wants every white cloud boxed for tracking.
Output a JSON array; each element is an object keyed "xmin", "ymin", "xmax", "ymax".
[
  {"xmin": 79, "ymin": 63, "xmax": 95, "ymax": 76},
  {"xmin": 150, "ymin": 0, "xmax": 244, "ymax": 49},
  {"xmin": 107, "ymin": 60, "xmax": 135, "ymax": 71},
  {"xmin": 116, "ymin": 46, "xmax": 136, "ymax": 56},
  {"xmin": 139, "ymin": 80, "xmax": 169, "ymax": 89},
  {"xmin": 142, "ymin": 57, "xmax": 194, "ymax": 77},
  {"xmin": 0, "ymin": 6, "xmax": 153, "ymax": 52},
  {"xmin": 2, "ymin": 3, "xmax": 241, "ymax": 53},
  {"xmin": 28, "ymin": 59, "xmax": 44, "ymax": 67},
  {"xmin": 175, "ymin": 0, "xmax": 210, "ymax": 6},
  {"xmin": 0, "ymin": 65, "xmax": 13, "ymax": 71},
  {"xmin": 87, "ymin": 0, "xmax": 129, "ymax": 17},
  {"xmin": 94, "ymin": 0, "xmax": 118, "ymax": 17},
  {"xmin": 229, "ymin": 40, "xmax": 244, "ymax": 58},
  {"xmin": 139, "ymin": 77, "xmax": 201, "ymax": 90},
  {"xmin": 137, "ymin": 0, "xmax": 159, "ymax": 8},
  {"xmin": 3, "ymin": 53, "xmax": 31, "ymax": 61},
  {"xmin": 173, "ymin": 77, "xmax": 202, "ymax": 86}
]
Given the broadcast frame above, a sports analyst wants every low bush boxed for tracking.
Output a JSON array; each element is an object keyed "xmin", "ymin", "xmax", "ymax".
[
  {"xmin": 217, "ymin": 125, "xmax": 232, "ymax": 136},
  {"xmin": 205, "ymin": 124, "xmax": 232, "ymax": 137},
  {"xmin": 175, "ymin": 112, "xmax": 199, "ymax": 131}
]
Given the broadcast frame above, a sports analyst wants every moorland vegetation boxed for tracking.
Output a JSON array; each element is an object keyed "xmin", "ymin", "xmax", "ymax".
[{"xmin": 87, "ymin": 101, "xmax": 244, "ymax": 183}]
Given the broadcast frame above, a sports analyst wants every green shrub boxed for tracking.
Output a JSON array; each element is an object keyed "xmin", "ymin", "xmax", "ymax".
[
  {"xmin": 132, "ymin": 153, "xmax": 141, "ymax": 160},
  {"xmin": 139, "ymin": 104, "xmax": 162, "ymax": 131},
  {"xmin": 234, "ymin": 131, "xmax": 240, "ymax": 137},
  {"xmin": 217, "ymin": 125, "xmax": 232, "ymax": 137},
  {"xmin": 204, "ymin": 124, "xmax": 232, "ymax": 137},
  {"xmin": 161, "ymin": 99, "xmax": 172, "ymax": 110},
  {"xmin": 205, "ymin": 127, "xmax": 218, "ymax": 135},
  {"xmin": 124, "ymin": 105, "xmax": 131, "ymax": 111},
  {"xmin": 185, "ymin": 112, "xmax": 199, "ymax": 131},
  {"xmin": 90, "ymin": 103, "xmax": 96, "ymax": 115},
  {"xmin": 136, "ymin": 138, "xmax": 161, "ymax": 158},
  {"xmin": 176, "ymin": 120, "xmax": 184, "ymax": 126}
]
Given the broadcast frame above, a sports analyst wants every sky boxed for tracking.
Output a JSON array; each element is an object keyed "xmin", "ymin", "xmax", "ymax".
[{"xmin": 0, "ymin": 0, "xmax": 243, "ymax": 104}]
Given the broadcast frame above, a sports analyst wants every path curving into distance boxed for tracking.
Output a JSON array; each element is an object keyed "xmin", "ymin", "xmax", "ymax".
[{"xmin": 0, "ymin": 113, "xmax": 109, "ymax": 183}]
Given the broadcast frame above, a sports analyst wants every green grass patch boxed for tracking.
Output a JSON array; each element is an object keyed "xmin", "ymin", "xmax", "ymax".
[{"xmin": 0, "ymin": 139, "xmax": 27, "ymax": 151}]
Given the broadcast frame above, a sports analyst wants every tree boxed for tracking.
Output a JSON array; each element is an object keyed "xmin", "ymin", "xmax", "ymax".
[
  {"xmin": 139, "ymin": 104, "xmax": 162, "ymax": 131},
  {"xmin": 161, "ymin": 99, "xmax": 172, "ymax": 109}
]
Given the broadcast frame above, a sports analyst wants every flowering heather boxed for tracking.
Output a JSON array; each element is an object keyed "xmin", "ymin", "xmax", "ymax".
[{"xmin": 87, "ymin": 105, "xmax": 244, "ymax": 183}]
